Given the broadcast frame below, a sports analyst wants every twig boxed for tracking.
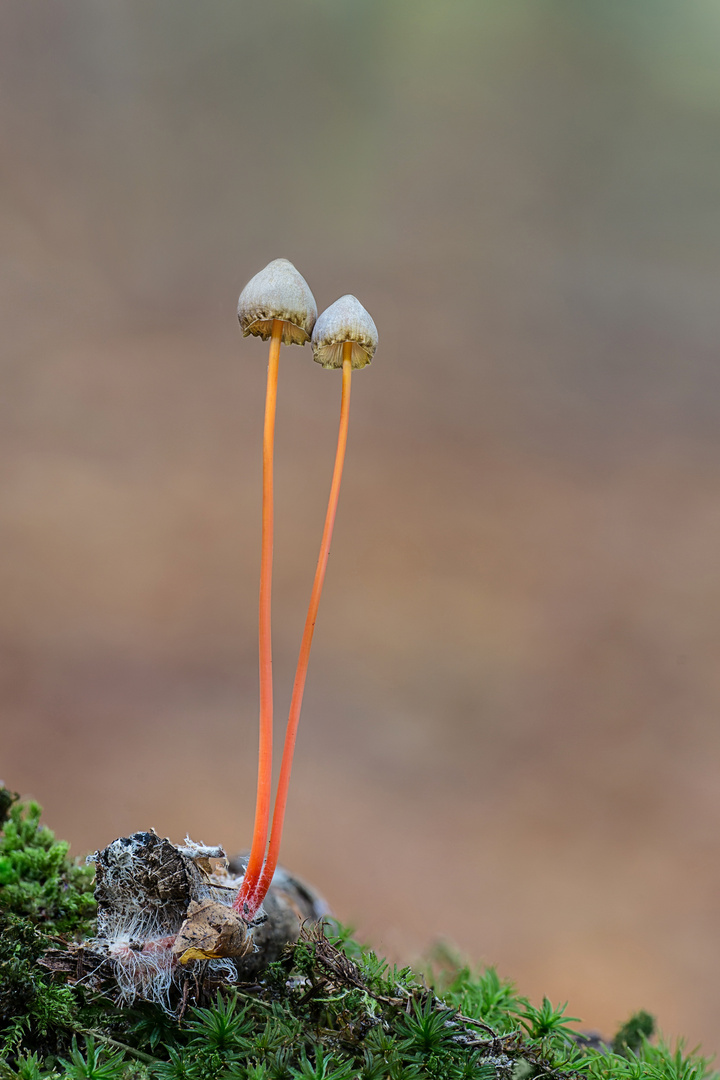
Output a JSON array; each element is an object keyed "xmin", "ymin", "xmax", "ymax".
[{"xmin": 75, "ymin": 1027, "xmax": 160, "ymax": 1066}]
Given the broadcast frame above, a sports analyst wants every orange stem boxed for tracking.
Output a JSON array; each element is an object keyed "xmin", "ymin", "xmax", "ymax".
[
  {"xmin": 235, "ymin": 318, "xmax": 283, "ymax": 915},
  {"xmin": 250, "ymin": 344, "xmax": 353, "ymax": 912}
]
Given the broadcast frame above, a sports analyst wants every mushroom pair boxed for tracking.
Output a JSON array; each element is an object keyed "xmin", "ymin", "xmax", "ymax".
[{"xmin": 233, "ymin": 259, "xmax": 378, "ymax": 921}]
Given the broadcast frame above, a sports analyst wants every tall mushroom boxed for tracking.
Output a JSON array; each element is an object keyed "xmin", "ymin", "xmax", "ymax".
[
  {"xmin": 246, "ymin": 295, "xmax": 378, "ymax": 916},
  {"xmin": 234, "ymin": 259, "xmax": 317, "ymax": 917}
]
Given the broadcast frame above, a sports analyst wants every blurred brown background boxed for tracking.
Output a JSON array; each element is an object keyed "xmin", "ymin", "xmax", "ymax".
[{"xmin": 2, "ymin": 0, "xmax": 720, "ymax": 1053}]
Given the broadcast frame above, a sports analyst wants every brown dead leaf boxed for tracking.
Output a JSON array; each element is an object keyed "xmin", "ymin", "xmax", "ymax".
[{"xmin": 172, "ymin": 899, "xmax": 252, "ymax": 964}]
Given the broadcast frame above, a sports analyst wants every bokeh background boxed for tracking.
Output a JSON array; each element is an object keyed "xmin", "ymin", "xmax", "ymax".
[{"xmin": 2, "ymin": 0, "xmax": 720, "ymax": 1054}]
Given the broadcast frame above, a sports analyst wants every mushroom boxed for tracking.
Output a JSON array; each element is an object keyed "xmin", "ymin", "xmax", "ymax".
[
  {"xmin": 234, "ymin": 259, "xmax": 317, "ymax": 916},
  {"xmin": 244, "ymin": 295, "xmax": 378, "ymax": 917}
]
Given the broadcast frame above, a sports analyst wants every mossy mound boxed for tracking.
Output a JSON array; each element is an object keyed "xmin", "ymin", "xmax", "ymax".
[{"xmin": 0, "ymin": 787, "xmax": 715, "ymax": 1080}]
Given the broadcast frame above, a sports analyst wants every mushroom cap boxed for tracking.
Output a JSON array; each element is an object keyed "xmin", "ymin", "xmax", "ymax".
[
  {"xmin": 311, "ymin": 294, "xmax": 378, "ymax": 370},
  {"xmin": 237, "ymin": 258, "xmax": 317, "ymax": 346}
]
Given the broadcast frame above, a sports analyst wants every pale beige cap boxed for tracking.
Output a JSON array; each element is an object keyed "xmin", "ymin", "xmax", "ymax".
[
  {"xmin": 311, "ymin": 295, "xmax": 378, "ymax": 370},
  {"xmin": 237, "ymin": 258, "xmax": 317, "ymax": 346}
]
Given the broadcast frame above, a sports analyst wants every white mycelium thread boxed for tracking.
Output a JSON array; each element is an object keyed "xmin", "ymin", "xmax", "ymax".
[
  {"xmin": 105, "ymin": 911, "xmax": 177, "ymax": 1010},
  {"xmin": 108, "ymin": 944, "xmax": 174, "ymax": 1011},
  {"xmin": 207, "ymin": 957, "xmax": 240, "ymax": 983},
  {"xmin": 105, "ymin": 908, "xmax": 247, "ymax": 1010},
  {"xmin": 88, "ymin": 835, "xmax": 247, "ymax": 1011}
]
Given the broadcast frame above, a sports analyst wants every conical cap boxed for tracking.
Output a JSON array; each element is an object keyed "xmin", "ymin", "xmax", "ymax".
[
  {"xmin": 311, "ymin": 295, "xmax": 378, "ymax": 370},
  {"xmin": 238, "ymin": 258, "xmax": 317, "ymax": 345}
]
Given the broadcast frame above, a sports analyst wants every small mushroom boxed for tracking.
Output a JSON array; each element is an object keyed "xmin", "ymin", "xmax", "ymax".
[
  {"xmin": 235, "ymin": 259, "xmax": 317, "ymax": 917},
  {"xmin": 245, "ymin": 296, "xmax": 378, "ymax": 916},
  {"xmin": 310, "ymin": 294, "xmax": 378, "ymax": 370}
]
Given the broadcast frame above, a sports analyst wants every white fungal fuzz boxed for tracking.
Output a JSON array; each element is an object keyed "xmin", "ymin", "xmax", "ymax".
[
  {"xmin": 207, "ymin": 957, "xmax": 240, "ymax": 983},
  {"xmin": 107, "ymin": 930, "xmax": 177, "ymax": 1011},
  {"xmin": 179, "ymin": 837, "xmax": 227, "ymax": 861}
]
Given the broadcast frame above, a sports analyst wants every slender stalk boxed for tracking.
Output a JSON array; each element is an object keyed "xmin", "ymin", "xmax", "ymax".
[
  {"xmin": 250, "ymin": 344, "xmax": 353, "ymax": 912},
  {"xmin": 235, "ymin": 318, "xmax": 283, "ymax": 915}
]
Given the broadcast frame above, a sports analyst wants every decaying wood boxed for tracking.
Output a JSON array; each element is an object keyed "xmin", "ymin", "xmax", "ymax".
[{"xmin": 42, "ymin": 830, "xmax": 327, "ymax": 1011}]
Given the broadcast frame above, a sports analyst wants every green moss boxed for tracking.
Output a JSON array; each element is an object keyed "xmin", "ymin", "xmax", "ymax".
[
  {"xmin": 0, "ymin": 787, "xmax": 716, "ymax": 1080},
  {"xmin": 0, "ymin": 910, "xmax": 78, "ymax": 1060},
  {"xmin": 612, "ymin": 1011, "xmax": 656, "ymax": 1056},
  {"xmin": 0, "ymin": 799, "xmax": 95, "ymax": 938}
]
